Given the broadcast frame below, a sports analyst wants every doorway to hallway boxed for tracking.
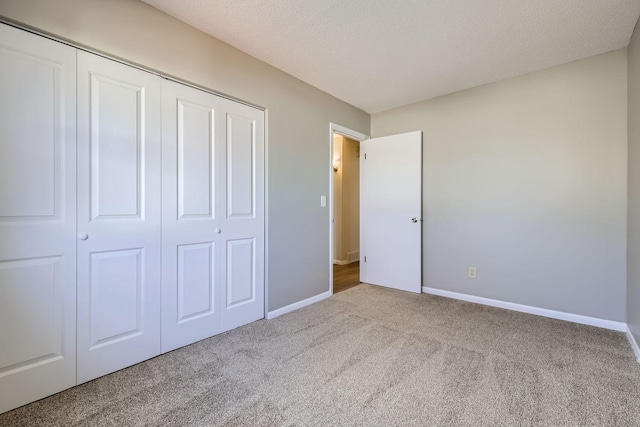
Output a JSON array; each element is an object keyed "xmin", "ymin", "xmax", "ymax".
[
  {"xmin": 333, "ymin": 133, "xmax": 360, "ymax": 293},
  {"xmin": 329, "ymin": 123, "xmax": 368, "ymax": 295}
]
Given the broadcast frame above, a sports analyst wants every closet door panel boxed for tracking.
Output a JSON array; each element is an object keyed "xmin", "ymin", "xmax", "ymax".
[
  {"xmin": 161, "ymin": 80, "xmax": 224, "ymax": 353},
  {"xmin": 90, "ymin": 75, "xmax": 145, "ymax": 219},
  {"xmin": 178, "ymin": 100, "xmax": 215, "ymax": 219},
  {"xmin": 220, "ymin": 102, "xmax": 265, "ymax": 333},
  {"xmin": 89, "ymin": 248, "xmax": 144, "ymax": 345},
  {"xmin": 0, "ymin": 24, "xmax": 77, "ymax": 414},
  {"xmin": 226, "ymin": 238, "xmax": 256, "ymax": 307},
  {"xmin": 177, "ymin": 243, "xmax": 215, "ymax": 321},
  {"xmin": 226, "ymin": 114, "xmax": 255, "ymax": 218},
  {"xmin": 77, "ymin": 51, "xmax": 161, "ymax": 384}
]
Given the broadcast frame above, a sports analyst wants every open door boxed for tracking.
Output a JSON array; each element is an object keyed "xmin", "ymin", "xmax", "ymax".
[{"xmin": 360, "ymin": 131, "xmax": 422, "ymax": 293}]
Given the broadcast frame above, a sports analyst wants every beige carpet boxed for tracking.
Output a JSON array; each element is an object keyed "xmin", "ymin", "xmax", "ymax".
[{"xmin": 1, "ymin": 284, "xmax": 639, "ymax": 426}]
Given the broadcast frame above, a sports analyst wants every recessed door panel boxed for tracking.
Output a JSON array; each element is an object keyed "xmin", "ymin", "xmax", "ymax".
[
  {"xmin": 0, "ymin": 47, "xmax": 58, "ymax": 219},
  {"xmin": 77, "ymin": 51, "xmax": 161, "ymax": 384},
  {"xmin": 178, "ymin": 243, "xmax": 215, "ymax": 322},
  {"xmin": 0, "ymin": 257, "xmax": 61, "ymax": 374},
  {"xmin": 91, "ymin": 76, "xmax": 144, "ymax": 219},
  {"xmin": 226, "ymin": 114, "xmax": 255, "ymax": 219},
  {"xmin": 178, "ymin": 101, "xmax": 214, "ymax": 219},
  {"xmin": 0, "ymin": 24, "xmax": 77, "ymax": 415},
  {"xmin": 226, "ymin": 239, "xmax": 255, "ymax": 308},
  {"xmin": 90, "ymin": 249, "xmax": 143, "ymax": 347}
]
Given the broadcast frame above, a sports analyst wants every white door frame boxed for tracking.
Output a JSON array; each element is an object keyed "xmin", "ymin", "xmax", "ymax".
[{"xmin": 329, "ymin": 123, "xmax": 369, "ymax": 295}]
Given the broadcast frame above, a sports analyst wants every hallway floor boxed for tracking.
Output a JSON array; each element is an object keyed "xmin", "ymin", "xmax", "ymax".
[{"xmin": 333, "ymin": 261, "xmax": 360, "ymax": 293}]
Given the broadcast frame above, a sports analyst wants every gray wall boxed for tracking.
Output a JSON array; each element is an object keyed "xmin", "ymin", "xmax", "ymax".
[
  {"xmin": 372, "ymin": 51, "xmax": 628, "ymax": 321},
  {"xmin": 629, "ymin": 20, "xmax": 640, "ymax": 343},
  {"xmin": 0, "ymin": 0, "xmax": 370, "ymax": 312},
  {"xmin": 0, "ymin": 0, "xmax": 632, "ymax": 324}
]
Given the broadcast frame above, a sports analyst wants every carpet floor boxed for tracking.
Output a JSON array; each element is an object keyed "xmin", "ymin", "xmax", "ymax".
[{"xmin": 1, "ymin": 284, "xmax": 639, "ymax": 426}]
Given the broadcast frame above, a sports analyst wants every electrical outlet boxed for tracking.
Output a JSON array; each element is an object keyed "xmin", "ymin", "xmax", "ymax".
[{"xmin": 468, "ymin": 267, "xmax": 477, "ymax": 279}]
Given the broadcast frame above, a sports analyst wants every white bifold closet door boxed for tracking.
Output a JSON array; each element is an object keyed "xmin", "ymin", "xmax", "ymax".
[
  {"xmin": 219, "ymin": 97, "xmax": 265, "ymax": 333},
  {"xmin": 76, "ymin": 52, "xmax": 162, "ymax": 383},
  {"xmin": 0, "ymin": 24, "xmax": 77, "ymax": 414},
  {"xmin": 161, "ymin": 80, "xmax": 265, "ymax": 353}
]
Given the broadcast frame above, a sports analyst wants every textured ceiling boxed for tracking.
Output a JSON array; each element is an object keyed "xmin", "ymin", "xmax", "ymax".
[{"xmin": 142, "ymin": 0, "xmax": 640, "ymax": 113}]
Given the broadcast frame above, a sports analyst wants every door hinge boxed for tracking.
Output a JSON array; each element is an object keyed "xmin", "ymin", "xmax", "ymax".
[
  {"xmin": 364, "ymin": 256, "xmax": 367, "ymax": 262},
  {"xmin": 364, "ymin": 153, "xmax": 367, "ymax": 159}
]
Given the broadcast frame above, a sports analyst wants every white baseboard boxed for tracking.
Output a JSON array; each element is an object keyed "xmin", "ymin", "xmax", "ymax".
[
  {"xmin": 266, "ymin": 290, "xmax": 331, "ymax": 320},
  {"xmin": 421, "ymin": 287, "xmax": 627, "ymax": 332},
  {"xmin": 627, "ymin": 326, "xmax": 640, "ymax": 363}
]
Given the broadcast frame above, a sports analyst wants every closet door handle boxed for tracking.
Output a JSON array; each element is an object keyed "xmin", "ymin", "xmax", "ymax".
[
  {"xmin": 214, "ymin": 228, "xmax": 221, "ymax": 234},
  {"xmin": 78, "ymin": 233, "xmax": 89, "ymax": 240}
]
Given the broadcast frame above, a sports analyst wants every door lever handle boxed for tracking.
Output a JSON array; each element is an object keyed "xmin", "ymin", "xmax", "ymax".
[{"xmin": 411, "ymin": 218, "xmax": 418, "ymax": 223}]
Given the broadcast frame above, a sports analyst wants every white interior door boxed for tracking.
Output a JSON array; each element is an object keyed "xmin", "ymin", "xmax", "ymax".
[
  {"xmin": 161, "ymin": 80, "xmax": 225, "ymax": 352},
  {"xmin": 360, "ymin": 131, "xmax": 422, "ymax": 293},
  {"xmin": 76, "ymin": 51, "xmax": 162, "ymax": 383},
  {"xmin": 0, "ymin": 24, "xmax": 77, "ymax": 414},
  {"xmin": 220, "ymin": 100, "xmax": 265, "ymax": 332}
]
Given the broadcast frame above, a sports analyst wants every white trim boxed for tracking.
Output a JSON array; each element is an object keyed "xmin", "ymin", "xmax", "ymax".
[
  {"xmin": 627, "ymin": 326, "xmax": 640, "ymax": 363},
  {"xmin": 266, "ymin": 290, "xmax": 331, "ymax": 319},
  {"xmin": 331, "ymin": 123, "xmax": 368, "ymax": 142},
  {"xmin": 421, "ymin": 287, "xmax": 627, "ymax": 332},
  {"xmin": 263, "ymin": 109, "xmax": 269, "ymax": 319},
  {"xmin": 329, "ymin": 123, "xmax": 369, "ymax": 297}
]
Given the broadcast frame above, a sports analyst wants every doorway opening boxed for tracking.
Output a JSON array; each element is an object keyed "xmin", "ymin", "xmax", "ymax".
[{"xmin": 329, "ymin": 124, "xmax": 368, "ymax": 295}]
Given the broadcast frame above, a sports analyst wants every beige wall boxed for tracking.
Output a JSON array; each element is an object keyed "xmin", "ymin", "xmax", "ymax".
[
  {"xmin": 333, "ymin": 135, "xmax": 360, "ymax": 262},
  {"xmin": 0, "ymin": 0, "xmax": 370, "ymax": 311},
  {"xmin": 341, "ymin": 137, "xmax": 360, "ymax": 260},
  {"xmin": 332, "ymin": 135, "xmax": 343, "ymax": 261},
  {"xmin": 372, "ymin": 50, "xmax": 628, "ymax": 321},
  {"xmin": 628, "ymin": 19, "xmax": 640, "ymax": 344}
]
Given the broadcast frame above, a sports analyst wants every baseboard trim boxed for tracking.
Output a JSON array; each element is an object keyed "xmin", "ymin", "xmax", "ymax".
[
  {"xmin": 627, "ymin": 326, "xmax": 640, "ymax": 363},
  {"xmin": 266, "ymin": 290, "xmax": 331, "ymax": 320},
  {"xmin": 421, "ymin": 287, "xmax": 627, "ymax": 332}
]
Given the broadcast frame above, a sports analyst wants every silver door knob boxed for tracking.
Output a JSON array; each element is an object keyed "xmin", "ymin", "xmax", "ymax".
[
  {"xmin": 78, "ymin": 233, "xmax": 89, "ymax": 240},
  {"xmin": 411, "ymin": 218, "xmax": 418, "ymax": 223},
  {"xmin": 214, "ymin": 228, "xmax": 221, "ymax": 234}
]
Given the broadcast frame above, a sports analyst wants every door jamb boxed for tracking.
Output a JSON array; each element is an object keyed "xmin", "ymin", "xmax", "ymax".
[{"xmin": 329, "ymin": 123, "xmax": 369, "ymax": 296}]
